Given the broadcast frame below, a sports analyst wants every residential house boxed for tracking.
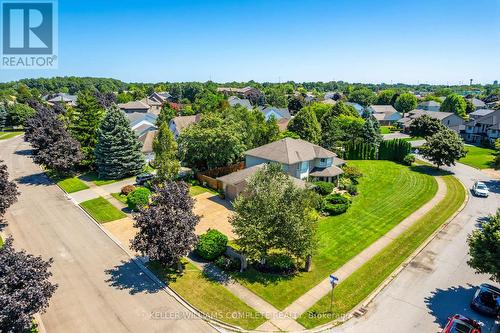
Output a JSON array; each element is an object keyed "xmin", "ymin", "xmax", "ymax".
[
  {"xmin": 217, "ymin": 86, "xmax": 262, "ymax": 102},
  {"xmin": 461, "ymin": 109, "xmax": 500, "ymax": 145},
  {"xmin": 118, "ymin": 100, "xmax": 151, "ymax": 113},
  {"xmin": 345, "ymin": 102, "xmax": 364, "ymax": 115},
  {"xmin": 149, "ymin": 91, "xmax": 171, "ymax": 104},
  {"xmin": 304, "ymin": 92, "xmax": 316, "ymax": 103},
  {"xmin": 417, "ymin": 101, "xmax": 441, "ymax": 112},
  {"xmin": 45, "ymin": 93, "xmax": 77, "ymax": 107},
  {"xmin": 138, "ymin": 130, "xmax": 157, "ymax": 163},
  {"xmin": 468, "ymin": 97, "xmax": 486, "ymax": 109},
  {"xmin": 469, "ymin": 109, "xmax": 494, "ymax": 120},
  {"xmin": 259, "ymin": 106, "xmax": 291, "ymax": 121},
  {"xmin": 217, "ymin": 138, "xmax": 345, "ymax": 201},
  {"xmin": 321, "ymin": 99, "xmax": 337, "ymax": 106},
  {"xmin": 228, "ymin": 96, "xmax": 253, "ymax": 110},
  {"xmin": 368, "ymin": 105, "xmax": 402, "ymax": 125},
  {"xmin": 398, "ymin": 109, "xmax": 465, "ymax": 133},
  {"xmin": 168, "ymin": 114, "xmax": 201, "ymax": 139}
]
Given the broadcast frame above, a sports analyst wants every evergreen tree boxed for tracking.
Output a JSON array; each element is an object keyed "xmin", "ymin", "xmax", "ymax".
[
  {"xmin": 287, "ymin": 107, "xmax": 321, "ymax": 144},
  {"xmin": 360, "ymin": 116, "xmax": 382, "ymax": 146},
  {"xmin": 70, "ymin": 91, "xmax": 105, "ymax": 168},
  {"xmin": 95, "ymin": 106, "xmax": 144, "ymax": 179},
  {"xmin": 152, "ymin": 122, "xmax": 180, "ymax": 182},
  {"xmin": 156, "ymin": 103, "xmax": 177, "ymax": 127},
  {"xmin": 0, "ymin": 105, "xmax": 7, "ymax": 130}
]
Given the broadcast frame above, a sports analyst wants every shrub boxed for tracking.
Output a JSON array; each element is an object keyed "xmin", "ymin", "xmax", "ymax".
[
  {"xmin": 260, "ymin": 253, "xmax": 296, "ymax": 274},
  {"xmin": 323, "ymin": 194, "xmax": 351, "ymax": 215},
  {"xmin": 126, "ymin": 187, "xmax": 151, "ymax": 210},
  {"xmin": 121, "ymin": 184, "xmax": 136, "ymax": 196},
  {"xmin": 342, "ymin": 165, "xmax": 362, "ymax": 184},
  {"xmin": 196, "ymin": 229, "xmax": 228, "ymax": 260},
  {"xmin": 313, "ymin": 181, "xmax": 334, "ymax": 196},
  {"xmin": 346, "ymin": 184, "xmax": 358, "ymax": 195},
  {"xmin": 214, "ymin": 256, "xmax": 240, "ymax": 271},
  {"xmin": 403, "ymin": 154, "xmax": 416, "ymax": 166}
]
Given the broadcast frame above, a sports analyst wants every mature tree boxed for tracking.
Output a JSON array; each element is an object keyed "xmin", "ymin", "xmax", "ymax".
[
  {"xmin": 329, "ymin": 101, "xmax": 360, "ymax": 118},
  {"xmin": 192, "ymin": 90, "xmax": 227, "ymax": 114},
  {"xmin": 0, "ymin": 237, "xmax": 57, "ymax": 332},
  {"xmin": 93, "ymin": 91, "xmax": 116, "ymax": 109},
  {"xmin": 7, "ymin": 103, "xmax": 36, "ymax": 126},
  {"xmin": 287, "ymin": 107, "xmax": 321, "ymax": 144},
  {"xmin": 70, "ymin": 91, "xmax": 105, "ymax": 168},
  {"xmin": 263, "ymin": 116, "xmax": 280, "ymax": 143},
  {"xmin": 467, "ymin": 209, "xmax": 500, "ymax": 282},
  {"xmin": 263, "ymin": 87, "xmax": 288, "ymax": 108},
  {"xmin": 465, "ymin": 98, "xmax": 476, "ymax": 114},
  {"xmin": 230, "ymin": 163, "xmax": 318, "ymax": 267},
  {"xmin": 321, "ymin": 114, "xmax": 365, "ymax": 150},
  {"xmin": 287, "ymin": 95, "xmax": 305, "ymax": 114},
  {"xmin": 0, "ymin": 161, "xmax": 19, "ymax": 220},
  {"xmin": 394, "ymin": 93, "xmax": 418, "ymax": 114},
  {"xmin": 95, "ymin": 106, "xmax": 145, "ymax": 179},
  {"xmin": 377, "ymin": 89, "xmax": 396, "ymax": 105},
  {"xmin": 409, "ymin": 115, "xmax": 445, "ymax": 138},
  {"xmin": 169, "ymin": 84, "xmax": 182, "ymax": 102},
  {"xmin": 152, "ymin": 123, "xmax": 180, "ymax": 182},
  {"xmin": 131, "ymin": 181, "xmax": 199, "ymax": 267},
  {"xmin": 156, "ymin": 103, "xmax": 177, "ymax": 126},
  {"xmin": 440, "ymin": 94, "xmax": 467, "ymax": 119},
  {"xmin": 178, "ymin": 114, "xmax": 245, "ymax": 170},
  {"xmin": 25, "ymin": 106, "xmax": 83, "ymax": 174},
  {"xmin": 301, "ymin": 102, "xmax": 332, "ymax": 122},
  {"xmin": 360, "ymin": 116, "xmax": 382, "ymax": 146},
  {"xmin": 348, "ymin": 87, "xmax": 376, "ymax": 107},
  {"xmin": 421, "ymin": 128, "xmax": 466, "ymax": 168},
  {"xmin": 0, "ymin": 105, "xmax": 7, "ymax": 129}
]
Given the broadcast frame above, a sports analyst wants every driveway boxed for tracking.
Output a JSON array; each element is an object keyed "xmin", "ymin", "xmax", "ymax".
[
  {"xmin": 193, "ymin": 192, "xmax": 235, "ymax": 239},
  {"xmin": 329, "ymin": 161, "xmax": 499, "ymax": 333},
  {"xmin": 1, "ymin": 136, "xmax": 216, "ymax": 333}
]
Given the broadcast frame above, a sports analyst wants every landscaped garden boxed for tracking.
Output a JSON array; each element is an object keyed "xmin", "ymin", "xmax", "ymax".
[
  {"xmin": 298, "ymin": 173, "xmax": 466, "ymax": 328},
  {"xmin": 231, "ymin": 160, "xmax": 438, "ymax": 310},
  {"xmin": 80, "ymin": 197, "xmax": 126, "ymax": 223},
  {"xmin": 458, "ymin": 145, "xmax": 497, "ymax": 169}
]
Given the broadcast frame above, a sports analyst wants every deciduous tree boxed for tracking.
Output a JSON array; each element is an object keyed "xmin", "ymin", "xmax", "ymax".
[
  {"xmin": 7, "ymin": 103, "xmax": 35, "ymax": 126},
  {"xmin": 421, "ymin": 128, "xmax": 466, "ymax": 168},
  {"xmin": 376, "ymin": 89, "xmax": 396, "ymax": 105},
  {"xmin": 348, "ymin": 87, "xmax": 376, "ymax": 107},
  {"xmin": 408, "ymin": 115, "xmax": 445, "ymax": 138},
  {"xmin": 131, "ymin": 181, "xmax": 199, "ymax": 267},
  {"xmin": 394, "ymin": 93, "xmax": 417, "ymax": 114},
  {"xmin": 0, "ymin": 161, "xmax": 18, "ymax": 220},
  {"xmin": 440, "ymin": 94, "xmax": 467, "ymax": 119},
  {"xmin": 152, "ymin": 122, "xmax": 180, "ymax": 182},
  {"xmin": 287, "ymin": 107, "xmax": 321, "ymax": 144}
]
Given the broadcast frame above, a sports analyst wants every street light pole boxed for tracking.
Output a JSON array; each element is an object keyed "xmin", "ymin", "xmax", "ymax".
[{"xmin": 329, "ymin": 274, "xmax": 338, "ymax": 314}]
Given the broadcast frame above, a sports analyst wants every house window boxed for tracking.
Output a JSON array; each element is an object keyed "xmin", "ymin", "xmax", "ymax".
[
  {"xmin": 320, "ymin": 158, "xmax": 325, "ymax": 163},
  {"xmin": 300, "ymin": 161, "xmax": 308, "ymax": 173}
]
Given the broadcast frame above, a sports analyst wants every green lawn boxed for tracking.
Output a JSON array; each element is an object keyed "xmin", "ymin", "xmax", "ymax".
[
  {"xmin": 149, "ymin": 261, "xmax": 266, "ymax": 330},
  {"xmin": 189, "ymin": 185, "xmax": 217, "ymax": 197},
  {"xmin": 232, "ymin": 161, "xmax": 438, "ymax": 310},
  {"xmin": 57, "ymin": 177, "xmax": 89, "ymax": 193},
  {"xmin": 111, "ymin": 192, "xmax": 128, "ymax": 204},
  {"xmin": 81, "ymin": 172, "xmax": 130, "ymax": 186},
  {"xmin": 298, "ymin": 174, "xmax": 465, "ymax": 328},
  {"xmin": 459, "ymin": 145, "xmax": 497, "ymax": 169},
  {"xmin": 80, "ymin": 197, "xmax": 126, "ymax": 223},
  {"xmin": 380, "ymin": 126, "xmax": 392, "ymax": 134},
  {"xmin": 0, "ymin": 131, "xmax": 23, "ymax": 140}
]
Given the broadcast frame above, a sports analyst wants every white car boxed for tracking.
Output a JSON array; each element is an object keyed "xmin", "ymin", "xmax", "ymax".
[{"xmin": 472, "ymin": 181, "xmax": 489, "ymax": 197}]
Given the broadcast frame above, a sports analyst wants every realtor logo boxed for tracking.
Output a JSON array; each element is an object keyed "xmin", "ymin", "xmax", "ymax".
[{"xmin": 1, "ymin": 0, "xmax": 58, "ymax": 68}]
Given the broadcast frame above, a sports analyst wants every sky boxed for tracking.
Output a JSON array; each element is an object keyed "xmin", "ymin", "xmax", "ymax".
[{"xmin": 1, "ymin": 0, "xmax": 499, "ymax": 84}]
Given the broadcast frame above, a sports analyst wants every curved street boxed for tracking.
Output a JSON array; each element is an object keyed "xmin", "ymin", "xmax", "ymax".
[
  {"xmin": 329, "ymin": 161, "xmax": 499, "ymax": 333},
  {"xmin": 1, "ymin": 135, "xmax": 216, "ymax": 333}
]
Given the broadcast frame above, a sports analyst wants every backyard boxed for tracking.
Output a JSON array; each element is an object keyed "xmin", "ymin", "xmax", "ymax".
[
  {"xmin": 232, "ymin": 160, "xmax": 438, "ymax": 310},
  {"xmin": 459, "ymin": 145, "xmax": 497, "ymax": 169}
]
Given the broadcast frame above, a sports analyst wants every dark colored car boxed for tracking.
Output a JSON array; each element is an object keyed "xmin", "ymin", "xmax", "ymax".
[
  {"xmin": 470, "ymin": 283, "xmax": 500, "ymax": 317},
  {"xmin": 442, "ymin": 314, "xmax": 481, "ymax": 333},
  {"xmin": 135, "ymin": 173, "xmax": 154, "ymax": 185}
]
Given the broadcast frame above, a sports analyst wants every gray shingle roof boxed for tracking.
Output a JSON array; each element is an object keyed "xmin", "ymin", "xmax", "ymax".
[
  {"xmin": 310, "ymin": 165, "xmax": 344, "ymax": 177},
  {"xmin": 217, "ymin": 163, "xmax": 307, "ymax": 188},
  {"xmin": 118, "ymin": 100, "xmax": 150, "ymax": 110},
  {"xmin": 245, "ymin": 138, "xmax": 337, "ymax": 165},
  {"xmin": 171, "ymin": 114, "xmax": 201, "ymax": 132},
  {"xmin": 418, "ymin": 101, "xmax": 441, "ymax": 107},
  {"xmin": 469, "ymin": 109, "xmax": 494, "ymax": 117}
]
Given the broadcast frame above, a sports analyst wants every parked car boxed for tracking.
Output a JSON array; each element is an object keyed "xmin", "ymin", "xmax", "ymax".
[
  {"xmin": 472, "ymin": 181, "xmax": 489, "ymax": 197},
  {"xmin": 135, "ymin": 173, "xmax": 154, "ymax": 185},
  {"xmin": 470, "ymin": 284, "xmax": 500, "ymax": 317},
  {"xmin": 442, "ymin": 314, "xmax": 481, "ymax": 333}
]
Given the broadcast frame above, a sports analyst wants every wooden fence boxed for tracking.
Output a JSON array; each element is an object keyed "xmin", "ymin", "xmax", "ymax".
[{"xmin": 195, "ymin": 162, "xmax": 245, "ymax": 191}]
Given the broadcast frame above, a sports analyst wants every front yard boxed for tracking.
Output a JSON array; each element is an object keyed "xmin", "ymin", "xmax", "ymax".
[
  {"xmin": 298, "ymin": 174, "xmax": 466, "ymax": 328},
  {"xmin": 232, "ymin": 160, "xmax": 438, "ymax": 310},
  {"xmin": 80, "ymin": 197, "xmax": 126, "ymax": 223},
  {"xmin": 0, "ymin": 131, "xmax": 24, "ymax": 140},
  {"xmin": 459, "ymin": 145, "xmax": 497, "ymax": 169}
]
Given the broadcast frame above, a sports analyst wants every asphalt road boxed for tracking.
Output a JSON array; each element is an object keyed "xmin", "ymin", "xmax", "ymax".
[
  {"xmin": 329, "ymin": 161, "xmax": 499, "ymax": 333},
  {"xmin": 1, "ymin": 136, "xmax": 216, "ymax": 333}
]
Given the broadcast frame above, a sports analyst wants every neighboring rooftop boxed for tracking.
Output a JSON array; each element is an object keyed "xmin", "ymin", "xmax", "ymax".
[
  {"xmin": 217, "ymin": 164, "xmax": 307, "ymax": 188},
  {"xmin": 228, "ymin": 96, "xmax": 253, "ymax": 110},
  {"xmin": 245, "ymin": 138, "xmax": 340, "ymax": 165},
  {"xmin": 369, "ymin": 105, "xmax": 398, "ymax": 114},
  {"xmin": 260, "ymin": 106, "xmax": 291, "ymax": 119},
  {"xmin": 118, "ymin": 100, "xmax": 150, "ymax": 111},
  {"xmin": 469, "ymin": 109, "xmax": 495, "ymax": 117},
  {"xmin": 418, "ymin": 101, "xmax": 441, "ymax": 107},
  {"xmin": 468, "ymin": 97, "xmax": 486, "ymax": 108},
  {"xmin": 170, "ymin": 114, "xmax": 201, "ymax": 132}
]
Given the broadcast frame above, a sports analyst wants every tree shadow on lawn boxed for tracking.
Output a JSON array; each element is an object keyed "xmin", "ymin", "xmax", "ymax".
[
  {"xmin": 105, "ymin": 259, "xmax": 164, "ymax": 295},
  {"xmin": 15, "ymin": 172, "xmax": 52, "ymax": 187},
  {"xmin": 14, "ymin": 148, "xmax": 34, "ymax": 156},
  {"xmin": 409, "ymin": 164, "xmax": 453, "ymax": 177},
  {"xmin": 424, "ymin": 284, "xmax": 494, "ymax": 329},
  {"xmin": 231, "ymin": 266, "xmax": 296, "ymax": 287}
]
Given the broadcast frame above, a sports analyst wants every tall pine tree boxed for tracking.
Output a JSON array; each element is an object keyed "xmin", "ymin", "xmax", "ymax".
[
  {"xmin": 95, "ymin": 105, "xmax": 144, "ymax": 179},
  {"xmin": 70, "ymin": 91, "xmax": 105, "ymax": 168}
]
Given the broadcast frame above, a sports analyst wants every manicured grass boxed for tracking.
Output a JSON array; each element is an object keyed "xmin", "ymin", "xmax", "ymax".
[
  {"xmin": 57, "ymin": 177, "xmax": 89, "ymax": 193},
  {"xmin": 380, "ymin": 126, "xmax": 391, "ymax": 134},
  {"xmin": 402, "ymin": 136, "xmax": 424, "ymax": 142},
  {"xmin": 149, "ymin": 261, "xmax": 266, "ymax": 330},
  {"xmin": 459, "ymin": 145, "xmax": 497, "ymax": 169},
  {"xmin": 0, "ymin": 236, "xmax": 3, "ymax": 247},
  {"xmin": 298, "ymin": 175, "xmax": 465, "ymax": 328},
  {"xmin": 111, "ymin": 192, "xmax": 128, "ymax": 204},
  {"xmin": 189, "ymin": 185, "xmax": 217, "ymax": 197},
  {"xmin": 81, "ymin": 172, "xmax": 128, "ymax": 186},
  {"xmin": 0, "ymin": 131, "xmax": 23, "ymax": 140},
  {"xmin": 232, "ymin": 161, "xmax": 438, "ymax": 310},
  {"xmin": 80, "ymin": 197, "xmax": 126, "ymax": 223}
]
